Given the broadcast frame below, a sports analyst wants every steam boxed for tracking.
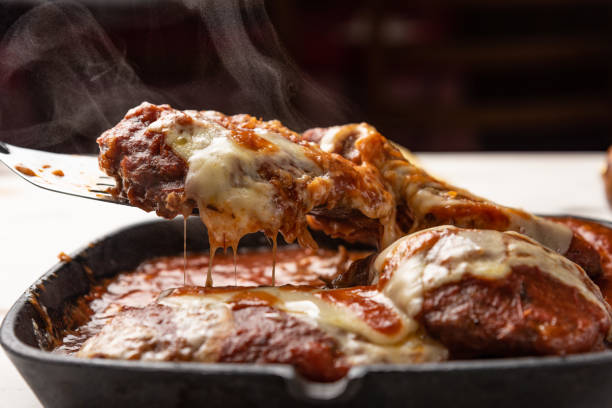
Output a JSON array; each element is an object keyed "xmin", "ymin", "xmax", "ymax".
[
  {"xmin": 0, "ymin": 2, "xmax": 161, "ymax": 152},
  {"xmin": 184, "ymin": 0, "xmax": 347, "ymax": 128},
  {"xmin": 0, "ymin": 0, "xmax": 350, "ymax": 153}
]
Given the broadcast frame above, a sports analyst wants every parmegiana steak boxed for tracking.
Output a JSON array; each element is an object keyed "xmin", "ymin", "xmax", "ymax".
[
  {"xmin": 86, "ymin": 102, "xmax": 612, "ymax": 381},
  {"xmin": 72, "ymin": 227, "xmax": 612, "ymax": 381},
  {"xmin": 98, "ymin": 103, "xmax": 601, "ymax": 278},
  {"xmin": 97, "ymin": 102, "xmax": 396, "ymax": 253}
]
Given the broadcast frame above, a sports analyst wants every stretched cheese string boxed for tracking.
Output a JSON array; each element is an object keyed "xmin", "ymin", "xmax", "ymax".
[
  {"xmin": 232, "ymin": 244, "xmax": 238, "ymax": 287},
  {"xmin": 206, "ymin": 244, "xmax": 217, "ymax": 287},
  {"xmin": 271, "ymin": 233, "xmax": 278, "ymax": 287},
  {"xmin": 183, "ymin": 216, "xmax": 187, "ymax": 286}
]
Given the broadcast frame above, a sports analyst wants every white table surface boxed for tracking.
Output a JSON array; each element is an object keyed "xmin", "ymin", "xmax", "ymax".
[{"xmin": 1, "ymin": 152, "xmax": 610, "ymax": 407}]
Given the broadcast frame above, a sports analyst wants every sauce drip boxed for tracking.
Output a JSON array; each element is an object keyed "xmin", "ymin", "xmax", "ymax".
[{"xmin": 183, "ymin": 216, "xmax": 187, "ymax": 286}]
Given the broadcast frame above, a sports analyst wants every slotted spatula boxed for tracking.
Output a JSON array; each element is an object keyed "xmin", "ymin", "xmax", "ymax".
[{"xmin": 0, "ymin": 141, "xmax": 128, "ymax": 206}]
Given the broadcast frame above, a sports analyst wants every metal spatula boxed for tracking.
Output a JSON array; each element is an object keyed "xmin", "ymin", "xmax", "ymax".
[
  {"xmin": 0, "ymin": 141, "xmax": 128, "ymax": 206},
  {"xmin": 0, "ymin": 140, "xmax": 418, "ymax": 209}
]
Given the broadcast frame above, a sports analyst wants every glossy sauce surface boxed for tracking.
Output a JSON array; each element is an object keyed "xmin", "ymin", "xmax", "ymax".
[{"xmin": 55, "ymin": 246, "xmax": 370, "ymax": 354}]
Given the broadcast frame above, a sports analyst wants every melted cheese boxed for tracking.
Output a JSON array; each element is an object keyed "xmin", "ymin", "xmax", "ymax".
[
  {"xmin": 374, "ymin": 226, "xmax": 610, "ymax": 322},
  {"xmin": 149, "ymin": 111, "xmax": 320, "ymax": 248},
  {"xmin": 78, "ymin": 302, "xmax": 233, "ymax": 361},
  {"xmin": 157, "ymin": 286, "xmax": 448, "ymax": 363},
  {"xmin": 395, "ymin": 172, "xmax": 573, "ymax": 255},
  {"xmin": 334, "ymin": 330, "xmax": 447, "ymax": 365},
  {"xmin": 160, "ymin": 287, "xmax": 413, "ymax": 345}
]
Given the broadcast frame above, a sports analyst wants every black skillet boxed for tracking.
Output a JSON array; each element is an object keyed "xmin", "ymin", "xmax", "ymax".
[{"xmin": 2, "ymin": 216, "xmax": 612, "ymax": 408}]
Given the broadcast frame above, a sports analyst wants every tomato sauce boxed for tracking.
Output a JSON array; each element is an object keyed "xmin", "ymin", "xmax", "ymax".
[{"xmin": 55, "ymin": 246, "xmax": 370, "ymax": 355}]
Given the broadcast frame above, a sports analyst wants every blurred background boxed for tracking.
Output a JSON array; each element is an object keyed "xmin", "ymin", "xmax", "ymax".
[{"xmin": 0, "ymin": 0, "xmax": 611, "ymax": 152}]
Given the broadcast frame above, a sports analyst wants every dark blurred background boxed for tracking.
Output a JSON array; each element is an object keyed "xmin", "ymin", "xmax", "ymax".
[{"xmin": 1, "ymin": 0, "xmax": 611, "ymax": 152}]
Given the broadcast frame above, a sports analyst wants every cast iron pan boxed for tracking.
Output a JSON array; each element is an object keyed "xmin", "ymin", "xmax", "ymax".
[{"xmin": 2, "ymin": 217, "xmax": 612, "ymax": 408}]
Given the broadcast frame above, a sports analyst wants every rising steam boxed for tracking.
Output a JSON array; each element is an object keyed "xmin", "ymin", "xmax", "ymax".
[
  {"xmin": 0, "ymin": 0, "xmax": 350, "ymax": 153},
  {"xmin": 0, "ymin": 2, "xmax": 161, "ymax": 152},
  {"xmin": 183, "ymin": 0, "xmax": 348, "ymax": 128}
]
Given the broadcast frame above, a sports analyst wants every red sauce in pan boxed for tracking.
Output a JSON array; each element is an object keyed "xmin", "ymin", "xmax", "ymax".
[{"xmin": 55, "ymin": 246, "xmax": 370, "ymax": 355}]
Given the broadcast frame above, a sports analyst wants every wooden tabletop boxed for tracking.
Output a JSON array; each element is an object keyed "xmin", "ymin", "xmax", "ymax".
[{"xmin": 1, "ymin": 152, "xmax": 610, "ymax": 407}]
